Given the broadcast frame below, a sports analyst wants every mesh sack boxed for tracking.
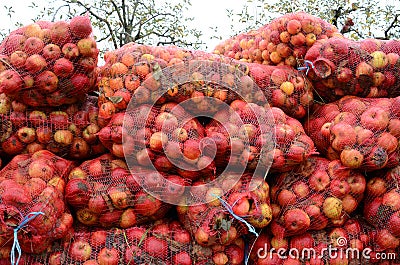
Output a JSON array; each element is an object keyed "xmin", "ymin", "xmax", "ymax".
[
  {"xmin": 363, "ymin": 165, "xmax": 400, "ymax": 252},
  {"xmin": 98, "ymin": 43, "xmax": 313, "ymax": 120},
  {"xmin": 0, "ymin": 150, "xmax": 74, "ymax": 256},
  {"xmin": 304, "ymin": 95, "xmax": 400, "ymax": 171},
  {"xmin": 251, "ymin": 216, "xmax": 398, "ymax": 265},
  {"xmin": 0, "ymin": 94, "xmax": 106, "ymax": 161},
  {"xmin": 305, "ymin": 38, "xmax": 400, "ymax": 102},
  {"xmin": 191, "ymin": 236, "xmax": 246, "ymax": 265},
  {"xmin": 269, "ymin": 156, "xmax": 366, "ymax": 238},
  {"xmin": 213, "ymin": 12, "xmax": 341, "ymax": 67},
  {"xmin": 65, "ymin": 153, "xmax": 172, "ymax": 228},
  {"xmin": 205, "ymin": 105, "xmax": 316, "ymax": 174},
  {"xmin": 0, "ymin": 15, "xmax": 98, "ymax": 107},
  {"xmin": 97, "ymin": 43, "xmax": 261, "ymax": 121},
  {"xmin": 177, "ymin": 173, "xmax": 272, "ymax": 247},
  {"xmin": 20, "ymin": 220, "xmax": 246, "ymax": 265},
  {"xmin": 99, "ymin": 99, "xmax": 276, "ymax": 182},
  {"xmin": 97, "ymin": 103, "xmax": 212, "ymax": 182},
  {"xmin": 22, "ymin": 219, "xmax": 193, "ymax": 265}
]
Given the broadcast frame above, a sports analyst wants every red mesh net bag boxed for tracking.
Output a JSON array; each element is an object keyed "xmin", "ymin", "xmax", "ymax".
[
  {"xmin": 65, "ymin": 153, "xmax": 172, "ymax": 228},
  {"xmin": 191, "ymin": 236, "xmax": 246, "ymax": 265},
  {"xmin": 204, "ymin": 105, "xmax": 316, "ymax": 174},
  {"xmin": 0, "ymin": 94, "xmax": 106, "ymax": 161},
  {"xmin": 0, "ymin": 150, "xmax": 74, "ymax": 258},
  {"xmin": 213, "ymin": 12, "xmax": 341, "ymax": 67},
  {"xmin": 251, "ymin": 216, "xmax": 399, "ymax": 265},
  {"xmin": 269, "ymin": 156, "xmax": 366, "ymax": 238},
  {"xmin": 98, "ymin": 103, "xmax": 312, "ymax": 185},
  {"xmin": 305, "ymin": 38, "xmax": 400, "ymax": 102},
  {"xmin": 98, "ymin": 100, "xmax": 277, "ymax": 184},
  {"xmin": 363, "ymin": 165, "xmax": 400, "ymax": 252},
  {"xmin": 245, "ymin": 63, "xmax": 314, "ymax": 119},
  {"xmin": 304, "ymin": 95, "xmax": 400, "ymax": 171},
  {"xmin": 177, "ymin": 173, "xmax": 272, "ymax": 247},
  {"xmin": 19, "ymin": 219, "xmax": 247, "ymax": 264},
  {"xmin": 25, "ymin": 219, "xmax": 193, "ymax": 265},
  {"xmin": 0, "ymin": 15, "xmax": 98, "ymax": 107},
  {"xmin": 98, "ymin": 43, "xmax": 313, "ymax": 121}
]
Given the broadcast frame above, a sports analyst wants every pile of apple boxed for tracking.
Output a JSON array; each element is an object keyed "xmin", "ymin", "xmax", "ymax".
[
  {"xmin": 98, "ymin": 43, "xmax": 266, "ymax": 122},
  {"xmin": 213, "ymin": 12, "xmax": 341, "ymax": 67},
  {"xmin": 269, "ymin": 156, "xmax": 366, "ymax": 238},
  {"xmin": 97, "ymin": 103, "xmax": 218, "ymax": 183},
  {"xmin": 177, "ymin": 173, "xmax": 272, "ymax": 247},
  {"xmin": 0, "ymin": 150, "xmax": 74, "ymax": 255},
  {"xmin": 191, "ymin": 236, "xmax": 246, "ymax": 265},
  {"xmin": 0, "ymin": 15, "xmax": 98, "ymax": 107},
  {"xmin": 363, "ymin": 165, "xmax": 400, "ymax": 251},
  {"xmin": 246, "ymin": 63, "xmax": 314, "ymax": 119},
  {"xmin": 98, "ymin": 42, "xmax": 313, "ymax": 120},
  {"xmin": 43, "ymin": 219, "xmax": 192, "ymax": 265},
  {"xmin": 305, "ymin": 38, "xmax": 400, "ymax": 101},
  {"xmin": 207, "ymin": 104, "xmax": 316, "ymax": 173},
  {"xmin": 65, "ymin": 154, "xmax": 172, "ymax": 228},
  {"xmin": 98, "ymin": 101, "xmax": 315, "ymax": 185},
  {"xmin": 0, "ymin": 93, "xmax": 106, "ymax": 160},
  {"xmin": 305, "ymin": 95, "xmax": 400, "ymax": 171},
  {"xmin": 251, "ymin": 217, "xmax": 395, "ymax": 265}
]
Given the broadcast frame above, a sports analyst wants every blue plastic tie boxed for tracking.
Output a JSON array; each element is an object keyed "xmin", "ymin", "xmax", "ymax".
[
  {"xmin": 10, "ymin": 212, "xmax": 44, "ymax": 265},
  {"xmin": 244, "ymin": 237, "xmax": 250, "ymax": 265},
  {"xmin": 212, "ymin": 194, "xmax": 259, "ymax": 237},
  {"xmin": 297, "ymin": 60, "xmax": 315, "ymax": 75}
]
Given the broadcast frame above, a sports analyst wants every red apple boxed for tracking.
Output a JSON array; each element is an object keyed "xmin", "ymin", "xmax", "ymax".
[
  {"xmin": 50, "ymin": 21, "xmax": 71, "ymax": 45},
  {"xmin": 24, "ymin": 54, "xmax": 47, "ymax": 73},
  {"xmin": 53, "ymin": 58, "xmax": 74, "ymax": 78},
  {"xmin": 340, "ymin": 148, "xmax": 364, "ymax": 169},
  {"xmin": 77, "ymin": 38, "xmax": 98, "ymax": 57},
  {"xmin": 35, "ymin": 70, "xmax": 59, "ymax": 93},
  {"xmin": 382, "ymin": 189, "xmax": 400, "ymax": 211},
  {"xmin": 24, "ymin": 36, "xmax": 44, "ymax": 55},
  {"xmin": 330, "ymin": 123, "xmax": 356, "ymax": 151},
  {"xmin": 283, "ymin": 208, "xmax": 310, "ymax": 234},
  {"xmin": 69, "ymin": 15, "xmax": 92, "ymax": 38},
  {"xmin": 62, "ymin": 43, "xmax": 79, "ymax": 59},
  {"xmin": 308, "ymin": 170, "xmax": 330, "ymax": 192},
  {"xmin": 42, "ymin": 43, "xmax": 61, "ymax": 60},
  {"xmin": 97, "ymin": 247, "xmax": 119, "ymax": 265},
  {"xmin": 360, "ymin": 107, "xmax": 389, "ymax": 131},
  {"xmin": 69, "ymin": 239, "xmax": 92, "ymax": 262},
  {"xmin": 375, "ymin": 229, "xmax": 400, "ymax": 250},
  {"xmin": 366, "ymin": 177, "xmax": 387, "ymax": 197},
  {"xmin": 0, "ymin": 70, "xmax": 24, "ymax": 94},
  {"xmin": 10, "ymin": 50, "xmax": 28, "ymax": 69}
]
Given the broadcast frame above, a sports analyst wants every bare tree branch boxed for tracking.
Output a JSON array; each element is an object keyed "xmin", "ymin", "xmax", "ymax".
[{"xmin": 384, "ymin": 14, "xmax": 399, "ymax": 39}]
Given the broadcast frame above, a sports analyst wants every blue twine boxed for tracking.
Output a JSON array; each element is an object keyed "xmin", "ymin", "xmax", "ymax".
[
  {"xmin": 297, "ymin": 60, "xmax": 315, "ymax": 75},
  {"xmin": 212, "ymin": 194, "xmax": 259, "ymax": 237},
  {"xmin": 244, "ymin": 237, "xmax": 250, "ymax": 265},
  {"xmin": 10, "ymin": 211, "xmax": 44, "ymax": 265}
]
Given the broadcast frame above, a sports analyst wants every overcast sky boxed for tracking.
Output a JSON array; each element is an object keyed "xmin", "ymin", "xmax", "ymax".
[{"xmin": 0, "ymin": 0, "xmax": 266, "ymax": 53}]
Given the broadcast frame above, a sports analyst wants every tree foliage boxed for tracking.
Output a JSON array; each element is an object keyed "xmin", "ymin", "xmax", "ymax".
[
  {"xmin": 223, "ymin": 0, "xmax": 400, "ymax": 40},
  {"xmin": 2, "ymin": 0, "xmax": 203, "ymax": 52}
]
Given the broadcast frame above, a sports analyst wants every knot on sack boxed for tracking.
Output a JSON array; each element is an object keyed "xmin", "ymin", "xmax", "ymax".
[
  {"xmin": 211, "ymin": 193, "xmax": 259, "ymax": 237},
  {"xmin": 297, "ymin": 60, "xmax": 315, "ymax": 75},
  {"xmin": 11, "ymin": 211, "xmax": 44, "ymax": 265}
]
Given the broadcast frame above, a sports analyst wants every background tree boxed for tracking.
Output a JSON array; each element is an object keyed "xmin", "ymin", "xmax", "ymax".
[
  {"xmin": 217, "ymin": 0, "xmax": 399, "ymax": 41},
  {"xmin": 1, "ymin": 0, "xmax": 203, "ymax": 52}
]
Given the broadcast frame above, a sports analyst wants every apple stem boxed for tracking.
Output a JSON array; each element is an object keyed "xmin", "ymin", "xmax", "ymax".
[{"xmin": 10, "ymin": 211, "xmax": 44, "ymax": 265}]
